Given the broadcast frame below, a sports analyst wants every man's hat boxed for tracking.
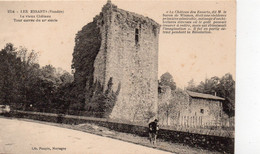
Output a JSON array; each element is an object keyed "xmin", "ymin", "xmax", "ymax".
[{"xmin": 154, "ymin": 119, "xmax": 158, "ymax": 122}]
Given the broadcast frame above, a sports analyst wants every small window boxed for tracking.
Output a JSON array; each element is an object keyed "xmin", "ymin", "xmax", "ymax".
[
  {"xmin": 135, "ymin": 28, "xmax": 139, "ymax": 44},
  {"xmin": 200, "ymin": 109, "xmax": 204, "ymax": 114}
]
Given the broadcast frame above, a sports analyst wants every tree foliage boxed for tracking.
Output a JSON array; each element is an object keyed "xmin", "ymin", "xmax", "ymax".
[
  {"xmin": 0, "ymin": 43, "xmax": 75, "ymax": 113},
  {"xmin": 159, "ymin": 72, "xmax": 176, "ymax": 91},
  {"xmin": 87, "ymin": 77, "xmax": 121, "ymax": 118},
  {"xmin": 72, "ymin": 20, "xmax": 102, "ymax": 108}
]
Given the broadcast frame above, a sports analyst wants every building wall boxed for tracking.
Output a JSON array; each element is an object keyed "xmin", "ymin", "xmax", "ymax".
[
  {"xmin": 158, "ymin": 89, "xmax": 224, "ymax": 127},
  {"xmin": 179, "ymin": 98, "xmax": 223, "ymax": 127},
  {"xmin": 92, "ymin": 2, "xmax": 160, "ymax": 122}
]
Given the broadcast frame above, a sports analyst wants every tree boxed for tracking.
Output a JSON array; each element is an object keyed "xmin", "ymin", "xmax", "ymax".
[
  {"xmin": 218, "ymin": 73, "xmax": 235, "ymax": 117},
  {"xmin": 72, "ymin": 21, "xmax": 102, "ymax": 108},
  {"xmin": 0, "ymin": 43, "xmax": 42, "ymax": 110},
  {"xmin": 60, "ymin": 72, "xmax": 73, "ymax": 85},
  {"xmin": 88, "ymin": 78, "xmax": 121, "ymax": 118},
  {"xmin": 38, "ymin": 66, "xmax": 75, "ymax": 113},
  {"xmin": 0, "ymin": 43, "xmax": 75, "ymax": 113},
  {"xmin": 186, "ymin": 79, "xmax": 196, "ymax": 91},
  {"xmin": 159, "ymin": 72, "xmax": 176, "ymax": 91},
  {"xmin": 158, "ymin": 102, "xmax": 173, "ymax": 125},
  {"xmin": 0, "ymin": 43, "xmax": 21, "ymax": 106}
]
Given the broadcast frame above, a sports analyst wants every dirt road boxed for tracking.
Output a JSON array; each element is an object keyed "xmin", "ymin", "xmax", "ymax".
[{"xmin": 0, "ymin": 118, "xmax": 172, "ymax": 154}]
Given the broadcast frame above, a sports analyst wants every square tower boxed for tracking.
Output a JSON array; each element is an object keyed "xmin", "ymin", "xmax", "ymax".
[{"xmin": 73, "ymin": 1, "xmax": 160, "ymax": 122}]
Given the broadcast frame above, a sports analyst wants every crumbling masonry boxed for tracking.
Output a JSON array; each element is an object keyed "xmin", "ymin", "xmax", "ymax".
[{"xmin": 72, "ymin": 1, "xmax": 160, "ymax": 122}]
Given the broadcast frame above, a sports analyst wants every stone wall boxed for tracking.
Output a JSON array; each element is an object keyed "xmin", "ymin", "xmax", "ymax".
[
  {"xmin": 11, "ymin": 110, "xmax": 234, "ymax": 154},
  {"xmin": 178, "ymin": 98, "xmax": 225, "ymax": 127},
  {"xmin": 158, "ymin": 89, "xmax": 227, "ymax": 127},
  {"xmin": 182, "ymin": 98, "xmax": 223, "ymax": 126},
  {"xmin": 106, "ymin": 5, "xmax": 159, "ymax": 122}
]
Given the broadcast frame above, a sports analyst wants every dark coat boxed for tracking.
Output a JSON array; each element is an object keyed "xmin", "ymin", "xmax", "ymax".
[{"xmin": 148, "ymin": 121, "xmax": 159, "ymax": 134}]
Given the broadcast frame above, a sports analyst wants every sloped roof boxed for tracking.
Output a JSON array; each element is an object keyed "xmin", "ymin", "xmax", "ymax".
[{"xmin": 186, "ymin": 90, "xmax": 225, "ymax": 101}]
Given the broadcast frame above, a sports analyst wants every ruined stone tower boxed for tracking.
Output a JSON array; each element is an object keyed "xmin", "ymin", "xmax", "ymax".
[{"xmin": 72, "ymin": 1, "xmax": 160, "ymax": 122}]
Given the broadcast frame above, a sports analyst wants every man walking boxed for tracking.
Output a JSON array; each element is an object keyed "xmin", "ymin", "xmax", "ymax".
[{"xmin": 148, "ymin": 119, "xmax": 159, "ymax": 145}]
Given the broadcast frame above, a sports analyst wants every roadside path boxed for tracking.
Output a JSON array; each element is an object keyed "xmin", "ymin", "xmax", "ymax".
[{"xmin": 0, "ymin": 118, "xmax": 172, "ymax": 154}]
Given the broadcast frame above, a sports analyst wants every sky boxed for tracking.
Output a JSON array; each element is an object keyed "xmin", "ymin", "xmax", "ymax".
[{"xmin": 0, "ymin": 0, "xmax": 236, "ymax": 88}]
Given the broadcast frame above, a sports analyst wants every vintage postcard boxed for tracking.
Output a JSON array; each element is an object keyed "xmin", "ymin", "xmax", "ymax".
[{"xmin": 0, "ymin": 0, "xmax": 236, "ymax": 153}]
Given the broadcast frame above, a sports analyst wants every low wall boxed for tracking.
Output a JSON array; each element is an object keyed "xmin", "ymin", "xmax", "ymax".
[{"xmin": 11, "ymin": 110, "xmax": 234, "ymax": 154}]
